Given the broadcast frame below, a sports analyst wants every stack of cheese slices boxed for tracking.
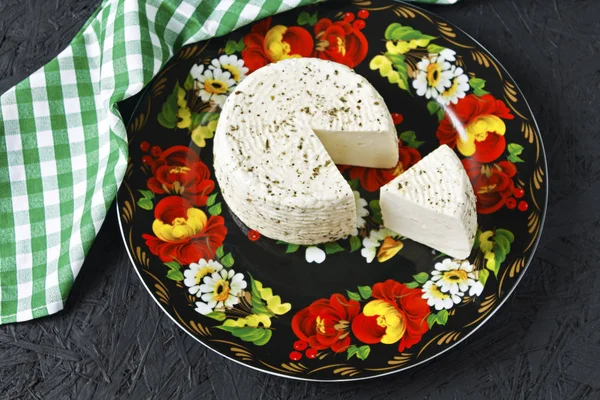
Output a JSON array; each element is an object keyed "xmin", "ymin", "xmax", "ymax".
[{"xmin": 214, "ymin": 58, "xmax": 476, "ymax": 259}]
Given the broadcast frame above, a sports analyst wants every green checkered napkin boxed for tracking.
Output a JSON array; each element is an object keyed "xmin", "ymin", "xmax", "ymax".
[{"xmin": 0, "ymin": 0, "xmax": 458, "ymax": 324}]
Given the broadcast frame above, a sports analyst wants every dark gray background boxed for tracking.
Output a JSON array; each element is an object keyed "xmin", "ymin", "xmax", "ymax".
[{"xmin": 0, "ymin": 0, "xmax": 597, "ymax": 399}]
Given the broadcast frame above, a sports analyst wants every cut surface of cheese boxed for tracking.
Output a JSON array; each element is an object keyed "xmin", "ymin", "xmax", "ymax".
[
  {"xmin": 380, "ymin": 145, "xmax": 477, "ymax": 259},
  {"xmin": 213, "ymin": 58, "xmax": 398, "ymax": 245}
]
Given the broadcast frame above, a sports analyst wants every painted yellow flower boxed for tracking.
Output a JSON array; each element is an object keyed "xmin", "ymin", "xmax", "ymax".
[
  {"xmin": 191, "ymin": 119, "xmax": 218, "ymax": 148},
  {"xmin": 376, "ymin": 236, "xmax": 404, "ymax": 263},
  {"xmin": 176, "ymin": 86, "xmax": 192, "ymax": 129},
  {"xmin": 223, "ymin": 313, "xmax": 272, "ymax": 328},
  {"xmin": 479, "ymin": 231, "xmax": 494, "ymax": 252},
  {"xmin": 484, "ymin": 251, "xmax": 496, "ymax": 270},
  {"xmin": 385, "ymin": 39, "xmax": 430, "ymax": 55},
  {"xmin": 254, "ymin": 280, "xmax": 291, "ymax": 315},
  {"xmin": 362, "ymin": 300, "xmax": 406, "ymax": 344},
  {"xmin": 457, "ymin": 115, "xmax": 507, "ymax": 157},
  {"xmin": 370, "ymin": 55, "xmax": 407, "ymax": 90},
  {"xmin": 152, "ymin": 206, "xmax": 207, "ymax": 242}
]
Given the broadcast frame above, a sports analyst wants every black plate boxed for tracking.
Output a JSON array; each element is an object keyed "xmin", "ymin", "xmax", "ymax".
[{"xmin": 117, "ymin": 0, "xmax": 547, "ymax": 381}]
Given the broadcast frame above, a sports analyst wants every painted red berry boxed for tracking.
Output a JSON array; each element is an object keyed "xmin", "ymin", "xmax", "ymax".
[
  {"xmin": 141, "ymin": 155, "xmax": 153, "ymax": 165},
  {"xmin": 391, "ymin": 113, "xmax": 404, "ymax": 125},
  {"xmin": 357, "ymin": 10, "xmax": 369, "ymax": 19},
  {"xmin": 294, "ymin": 340, "xmax": 308, "ymax": 351},
  {"xmin": 150, "ymin": 146, "xmax": 162, "ymax": 157},
  {"xmin": 289, "ymin": 351, "xmax": 302, "ymax": 361},
  {"xmin": 140, "ymin": 141, "xmax": 150, "ymax": 152},
  {"xmin": 518, "ymin": 200, "xmax": 529, "ymax": 212},
  {"xmin": 305, "ymin": 348, "xmax": 318, "ymax": 359},
  {"xmin": 343, "ymin": 12, "xmax": 355, "ymax": 22},
  {"xmin": 513, "ymin": 187, "xmax": 525, "ymax": 199},
  {"xmin": 505, "ymin": 197, "xmax": 517, "ymax": 210},
  {"xmin": 352, "ymin": 19, "xmax": 366, "ymax": 30},
  {"xmin": 248, "ymin": 229, "xmax": 261, "ymax": 241}
]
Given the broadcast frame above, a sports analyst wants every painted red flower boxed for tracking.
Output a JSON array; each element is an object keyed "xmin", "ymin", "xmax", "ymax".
[
  {"xmin": 339, "ymin": 143, "xmax": 421, "ymax": 192},
  {"xmin": 313, "ymin": 18, "xmax": 368, "ymax": 68},
  {"xmin": 291, "ymin": 294, "xmax": 361, "ymax": 353},
  {"xmin": 351, "ymin": 280, "xmax": 430, "ymax": 352},
  {"xmin": 436, "ymin": 94, "xmax": 514, "ymax": 163},
  {"xmin": 142, "ymin": 196, "xmax": 227, "ymax": 265},
  {"xmin": 462, "ymin": 158, "xmax": 517, "ymax": 214},
  {"xmin": 146, "ymin": 145, "xmax": 214, "ymax": 207},
  {"xmin": 242, "ymin": 17, "xmax": 314, "ymax": 73}
]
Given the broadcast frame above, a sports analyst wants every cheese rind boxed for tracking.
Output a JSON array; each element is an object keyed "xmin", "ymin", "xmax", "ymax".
[
  {"xmin": 214, "ymin": 58, "xmax": 398, "ymax": 245},
  {"xmin": 380, "ymin": 145, "xmax": 477, "ymax": 259}
]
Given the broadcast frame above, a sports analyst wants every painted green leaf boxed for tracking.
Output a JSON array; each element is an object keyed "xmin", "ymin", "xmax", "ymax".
[
  {"xmin": 190, "ymin": 111, "xmax": 220, "ymax": 128},
  {"xmin": 235, "ymin": 38, "xmax": 245, "ymax": 52},
  {"xmin": 384, "ymin": 23, "xmax": 436, "ymax": 43},
  {"xmin": 250, "ymin": 276, "xmax": 270, "ymax": 315},
  {"xmin": 286, "ymin": 243, "xmax": 300, "ymax": 254},
  {"xmin": 386, "ymin": 53, "xmax": 411, "ymax": 93},
  {"xmin": 350, "ymin": 236, "xmax": 362, "ymax": 252},
  {"xmin": 206, "ymin": 193, "xmax": 218, "ymax": 207},
  {"xmin": 166, "ymin": 269, "xmax": 184, "ymax": 281},
  {"xmin": 137, "ymin": 198, "xmax": 153, "ymax": 210},
  {"xmin": 356, "ymin": 345, "xmax": 371, "ymax": 361},
  {"xmin": 324, "ymin": 242, "xmax": 345, "ymax": 255},
  {"xmin": 138, "ymin": 189, "xmax": 154, "ymax": 200},
  {"xmin": 427, "ymin": 313, "xmax": 438, "ymax": 328},
  {"xmin": 436, "ymin": 108, "xmax": 445, "ymax": 122},
  {"xmin": 216, "ymin": 245, "xmax": 225, "ymax": 259},
  {"xmin": 346, "ymin": 345, "xmax": 359, "ymax": 360},
  {"xmin": 357, "ymin": 285, "xmax": 372, "ymax": 300},
  {"xmin": 399, "ymin": 131, "xmax": 424, "ymax": 148},
  {"xmin": 297, "ymin": 11, "xmax": 310, "ymax": 25},
  {"xmin": 157, "ymin": 84, "xmax": 180, "ymax": 128},
  {"xmin": 208, "ymin": 202, "xmax": 222, "ymax": 216},
  {"xmin": 221, "ymin": 253, "xmax": 235, "ymax": 268},
  {"xmin": 346, "ymin": 290, "xmax": 361, "ymax": 301},
  {"xmin": 436, "ymin": 309, "xmax": 449, "ymax": 325},
  {"xmin": 507, "ymin": 143, "xmax": 525, "ymax": 163},
  {"xmin": 413, "ymin": 272, "xmax": 429, "ymax": 284},
  {"xmin": 427, "ymin": 44, "xmax": 446, "ymax": 53},
  {"xmin": 469, "ymin": 77, "xmax": 490, "ymax": 96},
  {"xmin": 164, "ymin": 261, "xmax": 181, "ymax": 271},
  {"xmin": 253, "ymin": 329, "xmax": 272, "ymax": 346},
  {"xmin": 183, "ymin": 73, "xmax": 194, "ymax": 90},
  {"xmin": 495, "ymin": 228, "xmax": 515, "ymax": 243},
  {"xmin": 427, "ymin": 100, "xmax": 441, "ymax": 115},
  {"xmin": 405, "ymin": 281, "xmax": 420, "ymax": 289},
  {"xmin": 348, "ymin": 179, "xmax": 360, "ymax": 191},
  {"xmin": 369, "ymin": 200, "xmax": 383, "ymax": 225},
  {"xmin": 224, "ymin": 39, "xmax": 238, "ymax": 55},
  {"xmin": 479, "ymin": 269, "xmax": 490, "ymax": 286},
  {"xmin": 205, "ymin": 312, "xmax": 226, "ymax": 321}
]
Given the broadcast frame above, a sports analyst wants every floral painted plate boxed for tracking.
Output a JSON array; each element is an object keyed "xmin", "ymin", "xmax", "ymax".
[{"xmin": 117, "ymin": 0, "xmax": 547, "ymax": 381}]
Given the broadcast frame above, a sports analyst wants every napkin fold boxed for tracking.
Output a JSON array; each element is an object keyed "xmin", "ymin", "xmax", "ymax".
[{"xmin": 0, "ymin": 0, "xmax": 459, "ymax": 324}]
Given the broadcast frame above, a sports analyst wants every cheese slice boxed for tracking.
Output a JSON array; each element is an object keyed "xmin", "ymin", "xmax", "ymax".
[
  {"xmin": 380, "ymin": 145, "xmax": 477, "ymax": 259},
  {"xmin": 213, "ymin": 58, "xmax": 398, "ymax": 245}
]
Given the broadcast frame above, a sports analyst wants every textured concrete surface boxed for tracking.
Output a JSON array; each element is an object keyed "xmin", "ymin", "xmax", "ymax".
[{"xmin": 0, "ymin": 0, "xmax": 598, "ymax": 399}]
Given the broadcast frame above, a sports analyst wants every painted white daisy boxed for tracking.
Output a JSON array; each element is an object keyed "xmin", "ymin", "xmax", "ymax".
[
  {"xmin": 189, "ymin": 63, "xmax": 204, "ymax": 80},
  {"xmin": 439, "ymin": 48, "xmax": 457, "ymax": 62},
  {"xmin": 305, "ymin": 246, "xmax": 326, "ymax": 264},
  {"xmin": 431, "ymin": 258, "xmax": 482, "ymax": 296},
  {"xmin": 194, "ymin": 67, "xmax": 236, "ymax": 107},
  {"xmin": 183, "ymin": 259, "xmax": 223, "ymax": 297},
  {"xmin": 354, "ymin": 190, "xmax": 369, "ymax": 233},
  {"xmin": 208, "ymin": 55, "xmax": 248, "ymax": 83},
  {"xmin": 422, "ymin": 281, "xmax": 462, "ymax": 311},
  {"xmin": 360, "ymin": 228, "xmax": 396, "ymax": 263},
  {"xmin": 412, "ymin": 54, "xmax": 453, "ymax": 100},
  {"xmin": 194, "ymin": 269, "xmax": 247, "ymax": 315},
  {"xmin": 438, "ymin": 65, "xmax": 470, "ymax": 106}
]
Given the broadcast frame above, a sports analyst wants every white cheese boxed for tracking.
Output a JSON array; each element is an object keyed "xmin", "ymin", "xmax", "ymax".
[
  {"xmin": 380, "ymin": 145, "xmax": 477, "ymax": 259},
  {"xmin": 213, "ymin": 58, "xmax": 398, "ymax": 245}
]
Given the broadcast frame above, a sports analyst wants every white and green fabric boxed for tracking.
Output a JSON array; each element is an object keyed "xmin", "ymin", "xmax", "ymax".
[{"xmin": 0, "ymin": 0, "xmax": 458, "ymax": 325}]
